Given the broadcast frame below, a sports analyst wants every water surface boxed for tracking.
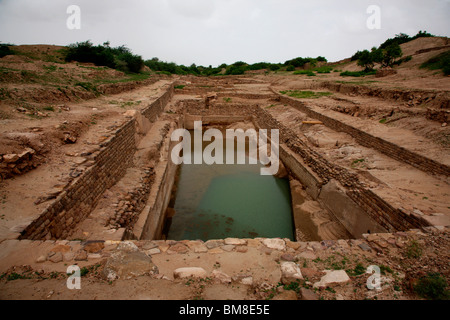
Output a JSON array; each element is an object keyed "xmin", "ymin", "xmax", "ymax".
[{"xmin": 167, "ymin": 133, "xmax": 294, "ymax": 241}]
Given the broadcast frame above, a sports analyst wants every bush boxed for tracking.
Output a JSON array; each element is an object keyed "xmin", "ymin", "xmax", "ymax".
[
  {"xmin": 269, "ymin": 64, "xmax": 280, "ymax": 71},
  {"xmin": 381, "ymin": 43, "xmax": 403, "ymax": 68},
  {"xmin": 340, "ymin": 70, "xmax": 376, "ymax": 77},
  {"xmin": 248, "ymin": 62, "xmax": 269, "ymax": 70},
  {"xmin": 0, "ymin": 44, "xmax": 14, "ymax": 58},
  {"xmin": 65, "ymin": 41, "xmax": 144, "ymax": 73},
  {"xmin": 393, "ymin": 55, "xmax": 412, "ymax": 66},
  {"xmin": 379, "ymin": 31, "xmax": 435, "ymax": 50},
  {"xmin": 414, "ymin": 272, "xmax": 449, "ymax": 300},
  {"xmin": 357, "ymin": 47, "xmax": 383, "ymax": 72},
  {"xmin": 406, "ymin": 240, "xmax": 423, "ymax": 258},
  {"xmin": 286, "ymin": 65, "xmax": 295, "ymax": 72},
  {"xmin": 225, "ymin": 64, "xmax": 247, "ymax": 75},
  {"xmin": 116, "ymin": 52, "xmax": 144, "ymax": 73},
  {"xmin": 284, "ymin": 56, "xmax": 325, "ymax": 68},
  {"xmin": 315, "ymin": 66, "xmax": 333, "ymax": 74}
]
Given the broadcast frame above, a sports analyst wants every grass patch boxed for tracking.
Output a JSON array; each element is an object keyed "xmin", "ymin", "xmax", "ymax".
[
  {"xmin": 414, "ymin": 272, "xmax": 449, "ymax": 300},
  {"xmin": 335, "ymin": 80, "xmax": 379, "ymax": 85},
  {"xmin": 314, "ymin": 66, "xmax": 333, "ymax": 74},
  {"xmin": 96, "ymin": 72, "xmax": 150, "ymax": 84},
  {"xmin": 43, "ymin": 106, "xmax": 55, "ymax": 112},
  {"xmin": 346, "ymin": 263, "xmax": 366, "ymax": 277},
  {"xmin": 43, "ymin": 65, "xmax": 58, "ymax": 72},
  {"xmin": 340, "ymin": 70, "xmax": 377, "ymax": 77},
  {"xmin": 5, "ymin": 272, "xmax": 32, "ymax": 281},
  {"xmin": 379, "ymin": 265, "xmax": 394, "ymax": 275},
  {"xmin": 420, "ymin": 51, "xmax": 450, "ymax": 76},
  {"xmin": 293, "ymin": 70, "xmax": 316, "ymax": 76},
  {"xmin": 351, "ymin": 158, "xmax": 365, "ymax": 167},
  {"xmin": 174, "ymin": 85, "xmax": 185, "ymax": 90},
  {"xmin": 325, "ymin": 287, "xmax": 336, "ymax": 293},
  {"xmin": 278, "ymin": 280, "xmax": 302, "ymax": 294},
  {"xmin": 280, "ymin": 90, "xmax": 332, "ymax": 99},
  {"xmin": 75, "ymin": 81, "xmax": 98, "ymax": 92},
  {"xmin": 406, "ymin": 240, "xmax": 423, "ymax": 259},
  {"xmin": 0, "ymin": 88, "xmax": 11, "ymax": 100}
]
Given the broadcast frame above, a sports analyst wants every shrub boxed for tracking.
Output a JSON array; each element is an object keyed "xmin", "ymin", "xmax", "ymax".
[
  {"xmin": 248, "ymin": 62, "xmax": 270, "ymax": 70},
  {"xmin": 357, "ymin": 47, "xmax": 383, "ymax": 72},
  {"xmin": 421, "ymin": 51, "xmax": 450, "ymax": 76},
  {"xmin": 280, "ymin": 90, "xmax": 332, "ymax": 99},
  {"xmin": 351, "ymin": 51, "xmax": 363, "ymax": 61},
  {"xmin": 381, "ymin": 43, "xmax": 403, "ymax": 68},
  {"xmin": 284, "ymin": 56, "xmax": 325, "ymax": 68},
  {"xmin": 393, "ymin": 55, "xmax": 412, "ymax": 66},
  {"xmin": 315, "ymin": 66, "xmax": 333, "ymax": 74},
  {"xmin": 340, "ymin": 70, "xmax": 376, "ymax": 77},
  {"xmin": 379, "ymin": 31, "xmax": 435, "ymax": 50},
  {"xmin": 65, "ymin": 41, "xmax": 144, "ymax": 73},
  {"xmin": 225, "ymin": 64, "xmax": 247, "ymax": 75},
  {"xmin": 286, "ymin": 65, "xmax": 295, "ymax": 72},
  {"xmin": 269, "ymin": 64, "xmax": 281, "ymax": 71},
  {"xmin": 414, "ymin": 272, "xmax": 449, "ymax": 300},
  {"xmin": 0, "ymin": 44, "xmax": 14, "ymax": 58},
  {"xmin": 406, "ymin": 240, "xmax": 422, "ymax": 258},
  {"xmin": 116, "ymin": 52, "xmax": 144, "ymax": 73}
]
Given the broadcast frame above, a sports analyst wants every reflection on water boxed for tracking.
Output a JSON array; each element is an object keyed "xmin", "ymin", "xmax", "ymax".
[{"xmin": 167, "ymin": 132, "xmax": 294, "ymax": 241}]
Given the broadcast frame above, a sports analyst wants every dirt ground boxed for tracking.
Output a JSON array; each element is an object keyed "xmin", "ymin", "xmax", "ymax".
[
  {"xmin": 0, "ymin": 37, "xmax": 449, "ymax": 300},
  {"xmin": 0, "ymin": 229, "xmax": 448, "ymax": 300}
]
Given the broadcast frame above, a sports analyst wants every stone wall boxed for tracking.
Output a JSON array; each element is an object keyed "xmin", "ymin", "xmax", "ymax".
[
  {"xmin": 178, "ymin": 99, "xmax": 431, "ymax": 234},
  {"xmin": 253, "ymin": 106, "xmax": 430, "ymax": 233},
  {"xmin": 19, "ymin": 120, "xmax": 137, "ymax": 240},
  {"xmin": 19, "ymin": 84, "xmax": 174, "ymax": 240},
  {"xmin": 140, "ymin": 85, "xmax": 174, "ymax": 122},
  {"xmin": 305, "ymin": 81, "xmax": 450, "ymax": 110},
  {"xmin": 0, "ymin": 148, "xmax": 38, "ymax": 180},
  {"xmin": 277, "ymin": 94, "xmax": 450, "ymax": 177}
]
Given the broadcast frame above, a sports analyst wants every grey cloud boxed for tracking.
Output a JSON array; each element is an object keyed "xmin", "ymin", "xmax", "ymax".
[{"xmin": 0, "ymin": 0, "xmax": 448, "ymax": 66}]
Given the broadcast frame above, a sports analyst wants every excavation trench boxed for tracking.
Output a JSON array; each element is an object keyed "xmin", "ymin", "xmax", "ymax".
[
  {"xmin": 162, "ymin": 128, "xmax": 295, "ymax": 241},
  {"xmin": 137, "ymin": 116, "xmax": 362, "ymax": 242},
  {"xmin": 18, "ymin": 89, "xmax": 413, "ymax": 242}
]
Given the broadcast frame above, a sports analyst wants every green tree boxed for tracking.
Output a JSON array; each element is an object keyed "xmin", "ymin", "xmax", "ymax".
[
  {"xmin": 382, "ymin": 43, "xmax": 403, "ymax": 67},
  {"xmin": 357, "ymin": 47, "xmax": 382, "ymax": 72}
]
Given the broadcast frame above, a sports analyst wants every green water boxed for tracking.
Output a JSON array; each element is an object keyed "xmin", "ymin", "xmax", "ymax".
[{"xmin": 167, "ymin": 135, "xmax": 294, "ymax": 241}]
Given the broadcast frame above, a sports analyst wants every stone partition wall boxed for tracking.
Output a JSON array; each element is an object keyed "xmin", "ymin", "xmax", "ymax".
[
  {"xmin": 140, "ymin": 85, "xmax": 174, "ymax": 122},
  {"xmin": 253, "ymin": 106, "xmax": 430, "ymax": 233},
  {"xmin": 302, "ymin": 81, "xmax": 450, "ymax": 110},
  {"xmin": 277, "ymin": 94, "xmax": 450, "ymax": 177},
  {"xmin": 177, "ymin": 100, "xmax": 429, "ymax": 234},
  {"xmin": 19, "ymin": 120, "xmax": 137, "ymax": 240},
  {"xmin": 19, "ymin": 84, "xmax": 175, "ymax": 240}
]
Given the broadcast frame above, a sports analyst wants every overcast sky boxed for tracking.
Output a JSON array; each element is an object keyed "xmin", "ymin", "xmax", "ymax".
[{"xmin": 0, "ymin": 0, "xmax": 449, "ymax": 66}]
